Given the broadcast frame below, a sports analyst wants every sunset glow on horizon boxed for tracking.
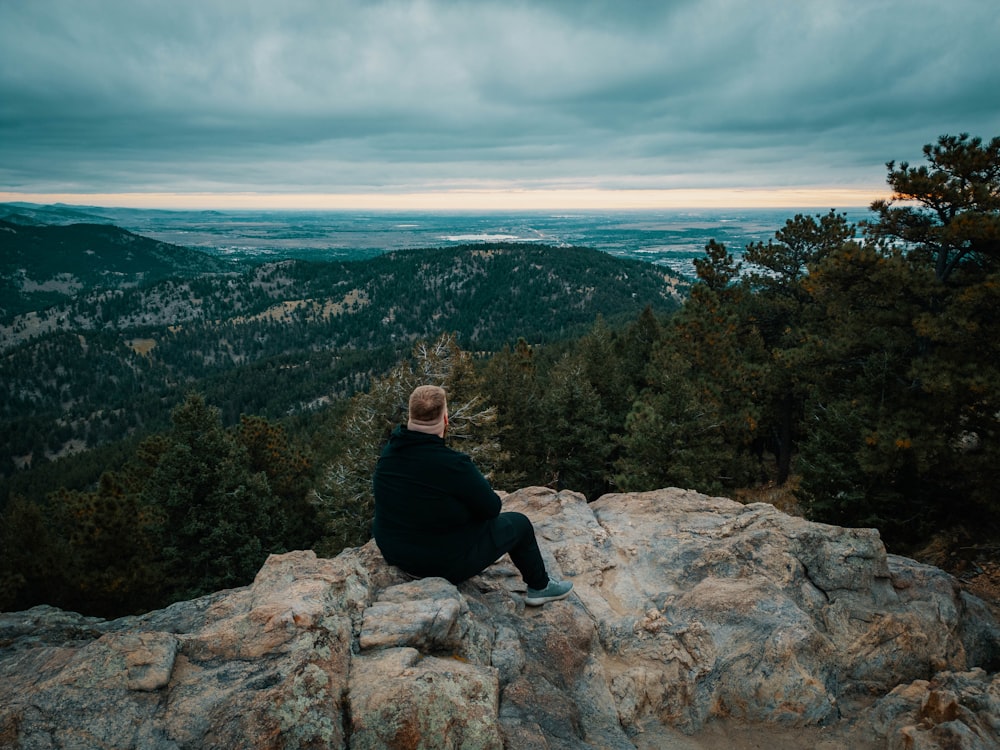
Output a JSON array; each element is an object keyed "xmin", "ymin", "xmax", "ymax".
[{"xmin": 0, "ymin": 186, "xmax": 888, "ymax": 212}]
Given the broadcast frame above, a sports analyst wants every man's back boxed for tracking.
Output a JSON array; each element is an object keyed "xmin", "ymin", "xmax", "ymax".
[{"xmin": 372, "ymin": 425, "xmax": 501, "ymax": 575}]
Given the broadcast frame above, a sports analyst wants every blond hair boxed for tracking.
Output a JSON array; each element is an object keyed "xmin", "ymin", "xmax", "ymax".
[{"xmin": 407, "ymin": 385, "xmax": 447, "ymax": 433}]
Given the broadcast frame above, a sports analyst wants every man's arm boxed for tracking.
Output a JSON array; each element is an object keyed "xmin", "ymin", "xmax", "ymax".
[{"xmin": 452, "ymin": 453, "xmax": 502, "ymax": 520}]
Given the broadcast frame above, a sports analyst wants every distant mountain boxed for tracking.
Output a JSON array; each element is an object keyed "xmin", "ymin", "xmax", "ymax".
[
  {"xmin": 0, "ymin": 202, "xmax": 116, "ymax": 226},
  {"xmin": 0, "ymin": 221, "xmax": 230, "ymax": 318},
  {"xmin": 0, "ymin": 235, "xmax": 687, "ymax": 471}
]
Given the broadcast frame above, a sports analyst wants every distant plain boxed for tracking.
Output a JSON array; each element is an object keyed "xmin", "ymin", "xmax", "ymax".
[{"xmin": 94, "ymin": 206, "xmax": 873, "ymax": 278}]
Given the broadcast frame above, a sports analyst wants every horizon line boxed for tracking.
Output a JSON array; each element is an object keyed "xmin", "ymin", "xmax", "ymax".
[{"xmin": 0, "ymin": 187, "xmax": 888, "ymax": 212}]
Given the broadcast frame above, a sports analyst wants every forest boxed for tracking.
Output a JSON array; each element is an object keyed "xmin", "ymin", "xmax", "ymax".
[
  {"xmin": 0, "ymin": 240, "xmax": 683, "ymax": 471},
  {"xmin": 1, "ymin": 133, "xmax": 997, "ymax": 619}
]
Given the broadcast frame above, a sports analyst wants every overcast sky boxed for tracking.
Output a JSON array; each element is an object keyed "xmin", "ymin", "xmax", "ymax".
[{"xmin": 1, "ymin": 0, "xmax": 998, "ymax": 209}]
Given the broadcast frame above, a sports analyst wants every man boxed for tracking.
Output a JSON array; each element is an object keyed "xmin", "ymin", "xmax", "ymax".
[{"xmin": 372, "ymin": 385, "xmax": 573, "ymax": 606}]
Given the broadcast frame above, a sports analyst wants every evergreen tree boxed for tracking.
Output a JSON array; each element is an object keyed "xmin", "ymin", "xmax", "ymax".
[
  {"xmin": 908, "ymin": 269, "xmax": 1000, "ymax": 517},
  {"xmin": 538, "ymin": 352, "xmax": 612, "ymax": 499},
  {"xmin": 869, "ymin": 133, "xmax": 1000, "ymax": 282},
  {"xmin": 615, "ymin": 347, "xmax": 733, "ymax": 494},
  {"xmin": 647, "ymin": 241, "xmax": 764, "ymax": 490},
  {"xmin": 480, "ymin": 337, "xmax": 543, "ymax": 489},
  {"xmin": 693, "ymin": 239, "xmax": 742, "ymax": 292},
  {"xmin": 48, "ymin": 472, "xmax": 164, "ymax": 616},
  {"xmin": 575, "ymin": 315, "xmax": 632, "ymax": 429},
  {"xmin": 617, "ymin": 305, "xmax": 664, "ymax": 398},
  {"xmin": 796, "ymin": 134, "xmax": 1000, "ymax": 542},
  {"xmin": 743, "ymin": 210, "xmax": 856, "ymax": 483},
  {"xmin": 236, "ymin": 415, "xmax": 320, "ymax": 551},
  {"xmin": 143, "ymin": 394, "xmax": 288, "ymax": 601},
  {"xmin": 795, "ymin": 240, "xmax": 994, "ymax": 541},
  {"xmin": 0, "ymin": 495, "xmax": 68, "ymax": 612},
  {"xmin": 793, "ymin": 243, "xmax": 927, "ymax": 535}
]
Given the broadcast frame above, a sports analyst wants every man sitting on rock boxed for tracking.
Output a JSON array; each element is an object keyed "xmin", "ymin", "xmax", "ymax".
[{"xmin": 372, "ymin": 384, "xmax": 573, "ymax": 606}]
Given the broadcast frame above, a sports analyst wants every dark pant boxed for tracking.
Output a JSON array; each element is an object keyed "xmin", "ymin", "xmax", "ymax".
[{"xmin": 444, "ymin": 511, "xmax": 549, "ymax": 590}]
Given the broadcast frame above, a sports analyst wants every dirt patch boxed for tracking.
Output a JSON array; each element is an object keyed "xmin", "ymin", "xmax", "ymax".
[
  {"xmin": 913, "ymin": 527, "xmax": 1000, "ymax": 619},
  {"xmin": 126, "ymin": 337, "xmax": 157, "ymax": 355},
  {"xmin": 733, "ymin": 477, "xmax": 803, "ymax": 516},
  {"xmin": 962, "ymin": 561, "xmax": 1000, "ymax": 617}
]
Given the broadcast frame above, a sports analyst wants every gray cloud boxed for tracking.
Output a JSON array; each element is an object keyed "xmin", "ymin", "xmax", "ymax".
[{"xmin": 1, "ymin": 0, "xmax": 998, "ymax": 199}]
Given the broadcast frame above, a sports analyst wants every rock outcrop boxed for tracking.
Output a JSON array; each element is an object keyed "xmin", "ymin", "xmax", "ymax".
[{"xmin": 2, "ymin": 487, "xmax": 999, "ymax": 749}]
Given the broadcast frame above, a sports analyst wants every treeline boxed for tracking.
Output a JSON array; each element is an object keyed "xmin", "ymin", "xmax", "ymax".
[
  {"xmin": 1, "ymin": 133, "xmax": 997, "ymax": 619},
  {"xmin": 0, "ymin": 396, "xmax": 323, "ymax": 616}
]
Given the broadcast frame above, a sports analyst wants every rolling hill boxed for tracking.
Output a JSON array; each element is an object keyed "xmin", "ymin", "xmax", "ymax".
[
  {"xmin": 0, "ymin": 223, "xmax": 687, "ymax": 471},
  {"xmin": 0, "ymin": 220, "xmax": 232, "ymax": 318}
]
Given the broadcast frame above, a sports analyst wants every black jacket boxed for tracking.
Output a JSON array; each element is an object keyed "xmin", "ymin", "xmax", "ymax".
[{"xmin": 372, "ymin": 426, "xmax": 502, "ymax": 575}]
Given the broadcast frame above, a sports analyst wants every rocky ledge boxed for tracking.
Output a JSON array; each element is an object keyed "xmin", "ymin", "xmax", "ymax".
[{"xmin": 2, "ymin": 488, "xmax": 1000, "ymax": 749}]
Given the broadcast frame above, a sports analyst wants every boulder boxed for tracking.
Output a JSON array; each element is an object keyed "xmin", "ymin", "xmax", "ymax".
[{"xmin": 1, "ymin": 487, "xmax": 998, "ymax": 749}]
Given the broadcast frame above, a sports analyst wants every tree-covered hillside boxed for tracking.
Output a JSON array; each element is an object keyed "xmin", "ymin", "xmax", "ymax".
[
  {"xmin": 0, "ymin": 220, "xmax": 231, "ymax": 318},
  {"xmin": 0, "ymin": 239, "xmax": 685, "ymax": 474}
]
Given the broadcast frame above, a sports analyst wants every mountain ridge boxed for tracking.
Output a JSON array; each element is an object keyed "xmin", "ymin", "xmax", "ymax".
[
  {"xmin": 1, "ymin": 220, "xmax": 231, "ymax": 318},
  {"xmin": 0, "ymin": 223, "xmax": 687, "ymax": 472}
]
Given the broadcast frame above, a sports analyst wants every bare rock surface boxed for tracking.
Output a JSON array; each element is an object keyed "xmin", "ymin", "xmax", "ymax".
[{"xmin": 2, "ymin": 487, "xmax": 1000, "ymax": 749}]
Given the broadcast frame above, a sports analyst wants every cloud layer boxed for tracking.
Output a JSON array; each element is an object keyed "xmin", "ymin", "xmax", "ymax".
[{"xmin": 2, "ymin": 0, "xmax": 998, "ymax": 204}]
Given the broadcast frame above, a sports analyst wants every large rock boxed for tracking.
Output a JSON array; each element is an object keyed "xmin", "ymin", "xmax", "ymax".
[{"xmin": 2, "ymin": 487, "xmax": 999, "ymax": 749}]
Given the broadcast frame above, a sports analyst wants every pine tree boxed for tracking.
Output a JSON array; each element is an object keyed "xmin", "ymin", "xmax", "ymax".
[
  {"xmin": 538, "ymin": 352, "xmax": 612, "ymax": 499},
  {"xmin": 795, "ymin": 242, "xmax": 957, "ymax": 540},
  {"xmin": 0, "ymin": 495, "xmax": 68, "ymax": 612},
  {"xmin": 643, "ymin": 241, "xmax": 764, "ymax": 490},
  {"xmin": 869, "ymin": 133, "xmax": 1000, "ymax": 282},
  {"xmin": 237, "ymin": 415, "xmax": 319, "ymax": 551},
  {"xmin": 796, "ymin": 135, "xmax": 1000, "ymax": 541},
  {"xmin": 142, "ymin": 393, "xmax": 288, "ymax": 601},
  {"xmin": 616, "ymin": 340, "xmax": 752, "ymax": 495},
  {"xmin": 49, "ymin": 472, "xmax": 164, "ymax": 616},
  {"xmin": 742, "ymin": 210, "xmax": 856, "ymax": 484},
  {"xmin": 617, "ymin": 305, "xmax": 664, "ymax": 398},
  {"xmin": 480, "ymin": 337, "xmax": 542, "ymax": 489}
]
